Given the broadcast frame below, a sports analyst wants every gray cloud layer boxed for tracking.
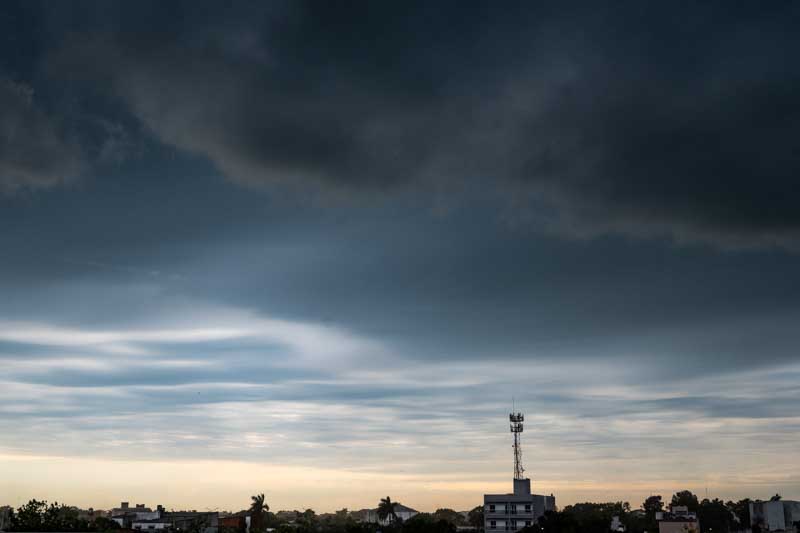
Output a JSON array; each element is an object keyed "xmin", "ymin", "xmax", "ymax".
[
  {"xmin": 1, "ymin": 294, "xmax": 798, "ymax": 475},
  {"xmin": 0, "ymin": 79, "xmax": 84, "ymax": 191},
  {"xmin": 14, "ymin": 1, "xmax": 791, "ymax": 248}
]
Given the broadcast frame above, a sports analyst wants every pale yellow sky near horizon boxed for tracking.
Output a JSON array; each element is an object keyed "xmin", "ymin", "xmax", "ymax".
[{"xmin": 2, "ymin": 452, "xmax": 798, "ymax": 514}]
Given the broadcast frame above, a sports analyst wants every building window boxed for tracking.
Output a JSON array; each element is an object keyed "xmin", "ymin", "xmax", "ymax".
[
  {"xmin": 525, "ymin": 521, "xmax": 532, "ymax": 527},
  {"xmin": 489, "ymin": 505, "xmax": 496, "ymax": 513},
  {"xmin": 510, "ymin": 520, "xmax": 517, "ymax": 529},
  {"xmin": 525, "ymin": 504, "xmax": 531, "ymax": 512},
  {"xmin": 490, "ymin": 521, "xmax": 496, "ymax": 529},
  {"xmin": 511, "ymin": 504, "xmax": 517, "ymax": 514}
]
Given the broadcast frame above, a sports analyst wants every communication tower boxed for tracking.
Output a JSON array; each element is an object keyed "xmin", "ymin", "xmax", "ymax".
[{"xmin": 509, "ymin": 411, "xmax": 525, "ymax": 480}]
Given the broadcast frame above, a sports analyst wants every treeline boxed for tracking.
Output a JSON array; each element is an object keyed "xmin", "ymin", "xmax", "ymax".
[
  {"xmin": 248, "ymin": 505, "xmax": 483, "ymax": 533},
  {"xmin": 521, "ymin": 490, "xmax": 777, "ymax": 533},
  {"xmin": 2, "ymin": 498, "xmax": 477, "ymax": 533},
  {"xmin": 3, "ymin": 499, "xmax": 120, "ymax": 532},
  {"xmin": 242, "ymin": 494, "xmax": 482, "ymax": 533},
  {"xmin": 260, "ymin": 511, "xmax": 464, "ymax": 533}
]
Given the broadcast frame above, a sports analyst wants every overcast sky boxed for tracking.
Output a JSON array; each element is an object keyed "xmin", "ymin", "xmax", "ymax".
[{"xmin": 1, "ymin": 1, "xmax": 800, "ymax": 513}]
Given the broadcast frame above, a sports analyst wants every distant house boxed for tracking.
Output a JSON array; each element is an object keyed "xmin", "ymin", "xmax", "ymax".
[
  {"xmin": 349, "ymin": 509, "xmax": 371, "ymax": 523},
  {"xmin": 111, "ymin": 502, "xmax": 163, "ymax": 528},
  {"xmin": 657, "ymin": 505, "xmax": 700, "ymax": 533},
  {"xmin": 274, "ymin": 511, "xmax": 299, "ymax": 523},
  {"xmin": 77, "ymin": 507, "xmax": 104, "ymax": 522},
  {"xmin": 750, "ymin": 500, "xmax": 800, "ymax": 531},
  {"xmin": 163, "ymin": 511, "xmax": 219, "ymax": 533},
  {"xmin": 113, "ymin": 503, "xmax": 159, "ymax": 518},
  {"xmin": 219, "ymin": 514, "xmax": 247, "ymax": 533},
  {"xmin": 109, "ymin": 503, "xmax": 219, "ymax": 533},
  {"xmin": 132, "ymin": 519, "xmax": 172, "ymax": 531},
  {"xmin": 115, "ymin": 513, "xmax": 159, "ymax": 529},
  {"xmin": 366, "ymin": 504, "xmax": 419, "ymax": 525}
]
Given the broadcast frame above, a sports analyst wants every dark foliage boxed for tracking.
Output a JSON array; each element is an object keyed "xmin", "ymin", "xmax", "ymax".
[
  {"xmin": 697, "ymin": 499, "xmax": 734, "ymax": 533},
  {"xmin": 671, "ymin": 491, "xmax": 700, "ymax": 513},
  {"xmin": 401, "ymin": 514, "xmax": 456, "ymax": 533},
  {"xmin": 8, "ymin": 500, "xmax": 119, "ymax": 532}
]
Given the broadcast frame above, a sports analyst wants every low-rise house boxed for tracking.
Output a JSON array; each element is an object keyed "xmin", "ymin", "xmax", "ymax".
[
  {"xmin": 112, "ymin": 502, "xmax": 163, "ymax": 528},
  {"xmin": 274, "ymin": 511, "xmax": 299, "ymax": 523},
  {"xmin": 77, "ymin": 507, "xmax": 104, "ymax": 522},
  {"xmin": 219, "ymin": 515, "xmax": 247, "ymax": 533},
  {"xmin": 366, "ymin": 504, "xmax": 419, "ymax": 525},
  {"xmin": 163, "ymin": 511, "xmax": 219, "ymax": 533},
  {"xmin": 133, "ymin": 519, "xmax": 172, "ymax": 531},
  {"xmin": 657, "ymin": 505, "xmax": 700, "ymax": 533},
  {"xmin": 349, "ymin": 509, "xmax": 371, "ymax": 523}
]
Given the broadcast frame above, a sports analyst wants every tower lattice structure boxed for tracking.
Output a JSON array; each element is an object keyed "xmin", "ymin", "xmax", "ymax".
[{"xmin": 509, "ymin": 412, "xmax": 525, "ymax": 480}]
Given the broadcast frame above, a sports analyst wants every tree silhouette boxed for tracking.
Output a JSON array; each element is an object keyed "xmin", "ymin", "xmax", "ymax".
[
  {"xmin": 377, "ymin": 497, "xmax": 398, "ymax": 524},
  {"xmin": 643, "ymin": 496, "xmax": 664, "ymax": 517},
  {"xmin": 250, "ymin": 494, "xmax": 270, "ymax": 532},
  {"xmin": 725, "ymin": 499, "xmax": 751, "ymax": 529},
  {"xmin": 672, "ymin": 491, "xmax": 700, "ymax": 513},
  {"xmin": 467, "ymin": 506, "xmax": 484, "ymax": 532}
]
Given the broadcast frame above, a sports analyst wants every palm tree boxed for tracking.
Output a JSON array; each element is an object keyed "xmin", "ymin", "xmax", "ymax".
[
  {"xmin": 250, "ymin": 494, "xmax": 269, "ymax": 532},
  {"xmin": 377, "ymin": 497, "xmax": 398, "ymax": 525}
]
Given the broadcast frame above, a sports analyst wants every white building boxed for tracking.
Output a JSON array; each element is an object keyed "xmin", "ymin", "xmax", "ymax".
[
  {"xmin": 484, "ymin": 478, "xmax": 556, "ymax": 532},
  {"xmin": 483, "ymin": 412, "xmax": 555, "ymax": 532},
  {"xmin": 750, "ymin": 500, "xmax": 800, "ymax": 531},
  {"xmin": 656, "ymin": 506, "xmax": 697, "ymax": 522},
  {"xmin": 657, "ymin": 506, "xmax": 700, "ymax": 533},
  {"xmin": 111, "ymin": 502, "xmax": 163, "ymax": 528},
  {"xmin": 366, "ymin": 504, "xmax": 419, "ymax": 525}
]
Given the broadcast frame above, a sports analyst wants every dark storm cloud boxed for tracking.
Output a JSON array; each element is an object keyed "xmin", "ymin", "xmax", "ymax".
[
  {"xmin": 38, "ymin": 1, "xmax": 800, "ymax": 247},
  {"xmin": 0, "ymin": 78, "xmax": 84, "ymax": 190}
]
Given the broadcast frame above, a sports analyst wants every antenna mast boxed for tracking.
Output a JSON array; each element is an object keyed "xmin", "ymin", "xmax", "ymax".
[{"xmin": 509, "ymin": 411, "xmax": 525, "ymax": 479}]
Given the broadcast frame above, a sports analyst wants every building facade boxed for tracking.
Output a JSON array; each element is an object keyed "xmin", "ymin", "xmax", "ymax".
[
  {"xmin": 750, "ymin": 500, "xmax": 800, "ymax": 531},
  {"xmin": 1, "ymin": 506, "xmax": 12, "ymax": 531},
  {"xmin": 111, "ymin": 502, "xmax": 162, "ymax": 527},
  {"xmin": 484, "ymin": 478, "xmax": 555, "ymax": 531},
  {"xmin": 656, "ymin": 505, "xmax": 700, "ymax": 533},
  {"xmin": 133, "ymin": 519, "xmax": 172, "ymax": 531}
]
